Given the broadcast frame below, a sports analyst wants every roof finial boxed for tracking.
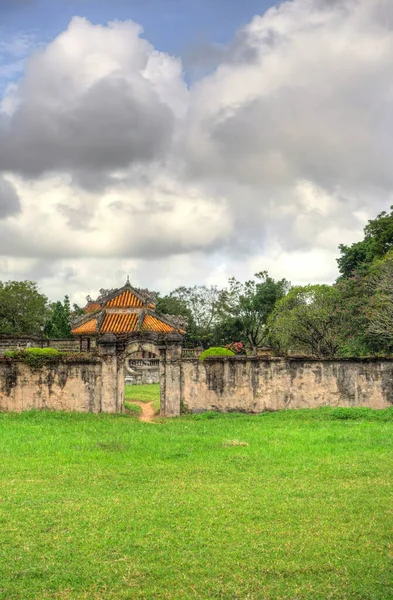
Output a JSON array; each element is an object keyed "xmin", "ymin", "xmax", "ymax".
[{"xmin": 126, "ymin": 274, "xmax": 130, "ymax": 285}]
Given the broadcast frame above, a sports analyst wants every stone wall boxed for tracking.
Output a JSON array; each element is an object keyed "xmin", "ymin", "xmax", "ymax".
[
  {"xmin": 0, "ymin": 354, "xmax": 123, "ymax": 413},
  {"xmin": 48, "ymin": 339, "xmax": 81, "ymax": 352},
  {"xmin": 0, "ymin": 335, "xmax": 80, "ymax": 355},
  {"xmin": 4, "ymin": 339, "xmax": 393, "ymax": 418},
  {"xmin": 162, "ymin": 356, "xmax": 393, "ymax": 416}
]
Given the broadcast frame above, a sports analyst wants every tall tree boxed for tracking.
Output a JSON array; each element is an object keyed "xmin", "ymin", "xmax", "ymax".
[
  {"xmin": 333, "ymin": 273, "xmax": 375, "ymax": 356},
  {"xmin": 218, "ymin": 272, "xmax": 290, "ymax": 352},
  {"xmin": 337, "ymin": 206, "xmax": 393, "ymax": 278},
  {"xmin": 155, "ymin": 293, "xmax": 198, "ymax": 347},
  {"xmin": 155, "ymin": 294, "xmax": 192, "ymax": 323},
  {"xmin": 45, "ymin": 295, "xmax": 73, "ymax": 338},
  {"xmin": 366, "ymin": 257, "xmax": 393, "ymax": 348},
  {"xmin": 267, "ymin": 285, "xmax": 345, "ymax": 357},
  {"xmin": 0, "ymin": 280, "xmax": 49, "ymax": 334},
  {"xmin": 159, "ymin": 285, "xmax": 221, "ymax": 347}
]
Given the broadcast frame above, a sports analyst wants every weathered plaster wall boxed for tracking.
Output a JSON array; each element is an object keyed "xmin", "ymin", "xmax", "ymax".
[
  {"xmin": 160, "ymin": 338, "xmax": 183, "ymax": 417},
  {"xmin": 164, "ymin": 357, "xmax": 393, "ymax": 416},
  {"xmin": 0, "ymin": 357, "xmax": 121, "ymax": 413}
]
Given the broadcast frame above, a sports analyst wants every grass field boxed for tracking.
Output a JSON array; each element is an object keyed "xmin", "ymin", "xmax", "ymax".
[
  {"xmin": 124, "ymin": 383, "xmax": 160, "ymax": 414},
  {"xmin": 0, "ymin": 407, "xmax": 393, "ymax": 599}
]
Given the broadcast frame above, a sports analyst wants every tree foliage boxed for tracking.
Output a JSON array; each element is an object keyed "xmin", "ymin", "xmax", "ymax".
[
  {"xmin": 217, "ymin": 272, "xmax": 290, "ymax": 351},
  {"xmin": 157, "ymin": 285, "xmax": 221, "ymax": 347},
  {"xmin": 156, "ymin": 294, "xmax": 193, "ymax": 324},
  {"xmin": 0, "ymin": 280, "xmax": 49, "ymax": 334},
  {"xmin": 45, "ymin": 296, "xmax": 72, "ymax": 338},
  {"xmin": 268, "ymin": 285, "xmax": 346, "ymax": 357},
  {"xmin": 337, "ymin": 206, "xmax": 393, "ymax": 278},
  {"xmin": 367, "ymin": 258, "xmax": 393, "ymax": 348}
]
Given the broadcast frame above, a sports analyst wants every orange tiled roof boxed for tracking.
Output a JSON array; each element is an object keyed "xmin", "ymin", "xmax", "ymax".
[
  {"xmin": 142, "ymin": 314, "xmax": 174, "ymax": 334},
  {"xmin": 85, "ymin": 302, "xmax": 101, "ymax": 313},
  {"xmin": 72, "ymin": 317, "xmax": 97, "ymax": 335},
  {"xmin": 106, "ymin": 290, "xmax": 143, "ymax": 308},
  {"xmin": 101, "ymin": 312, "xmax": 139, "ymax": 334}
]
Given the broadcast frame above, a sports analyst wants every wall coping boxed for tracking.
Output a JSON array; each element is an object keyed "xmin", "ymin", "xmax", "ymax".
[
  {"xmin": 0, "ymin": 334, "xmax": 75, "ymax": 341},
  {"xmin": 184, "ymin": 355, "xmax": 393, "ymax": 363},
  {"xmin": 0, "ymin": 356, "xmax": 101, "ymax": 365}
]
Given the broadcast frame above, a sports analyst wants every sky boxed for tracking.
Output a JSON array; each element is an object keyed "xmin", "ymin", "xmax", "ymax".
[{"xmin": 0, "ymin": 0, "xmax": 392, "ymax": 305}]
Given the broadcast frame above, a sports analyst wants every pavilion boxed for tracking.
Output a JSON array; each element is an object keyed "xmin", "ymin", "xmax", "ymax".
[{"xmin": 71, "ymin": 280, "xmax": 185, "ymax": 352}]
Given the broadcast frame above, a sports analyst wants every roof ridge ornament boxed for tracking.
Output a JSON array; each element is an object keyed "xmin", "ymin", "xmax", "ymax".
[{"xmin": 126, "ymin": 275, "xmax": 130, "ymax": 285}]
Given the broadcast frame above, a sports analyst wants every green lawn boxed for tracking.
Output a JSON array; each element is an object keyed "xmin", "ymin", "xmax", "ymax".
[
  {"xmin": 124, "ymin": 401, "xmax": 142, "ymax": 417},
  {"xmin": 124, "ymin": 383, "xmax": 160, "ymax": 403},
  {"xmin": 124, "ymin": 384, "xmax": 160, "ymax": 415},
  {"xmin": 0, "ymin": 408, "xmax": 393, "ymax": 599}
]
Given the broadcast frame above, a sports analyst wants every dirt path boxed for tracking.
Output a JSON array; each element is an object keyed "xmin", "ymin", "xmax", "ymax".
[{"xmin": 130, "ymin": 401, "xmax": 155, "ymax": 422}]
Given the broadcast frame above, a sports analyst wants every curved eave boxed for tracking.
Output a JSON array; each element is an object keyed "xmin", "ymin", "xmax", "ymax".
[{"xmin": 72, "ymin": 317, "xmax": 98, "ymax": 335}]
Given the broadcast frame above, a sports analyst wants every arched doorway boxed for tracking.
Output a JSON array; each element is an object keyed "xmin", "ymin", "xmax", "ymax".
[{"xmin": 123, "ymin": 340, "xmax": 161, "ymax": 417}]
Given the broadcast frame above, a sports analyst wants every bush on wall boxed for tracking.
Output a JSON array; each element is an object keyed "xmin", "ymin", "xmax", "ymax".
[
  {"xmin": 3, "ymin": 347, "xmax": 94, "ymax": 369},
  {"xmin": 4, "ymin": 348, "xmax": 62, "ymax": 369},
  {"xmin": 199, "ymin": 347, "xmax": 236, "ymax": 360}
]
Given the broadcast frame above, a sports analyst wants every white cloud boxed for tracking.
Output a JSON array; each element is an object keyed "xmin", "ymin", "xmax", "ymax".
[
  {"xmin": 1, "ymin": 1, "xmax": 393, "ymax": 300},
  {"xmin": 0, "ymin": 18, "xmax": 188, "ymax": 182}
]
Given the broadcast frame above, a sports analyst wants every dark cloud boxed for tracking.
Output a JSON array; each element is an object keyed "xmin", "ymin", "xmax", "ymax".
[
  {"xmin": 205, "ymin": 88, "xmax": 393, "ymax": 191},
  {"xmin": 56, "ymin": 203, "xmax": 95, "ymax": 231},
  {"xmin": 0, "ymin": 75, "xmax": 174, "ymax": 185},
  {"xmin": 0, "ymin": 17, "xmax": 187, "ymax": 190},
  {"xmin": 0, "ymin": 177, "xmax": 21, "ymax": 218},
  {"xmin": 184, "ymin": 27, "xmax": 263, "ymax": 77}
]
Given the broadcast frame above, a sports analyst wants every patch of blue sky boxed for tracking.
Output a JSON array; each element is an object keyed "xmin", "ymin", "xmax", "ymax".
[{"xmin": 0, "ymin": 0, "xmax": 275, "ymax": 93}]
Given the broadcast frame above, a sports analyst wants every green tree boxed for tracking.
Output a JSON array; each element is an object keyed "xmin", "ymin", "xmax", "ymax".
[
  {"xmin": 156, "ymin": 293, "xmax": 199, "ymax": 347},
  {"xmin": 211, "ymin": 315, "xmax": 245, "ymax": 348},
  {"xmin": 267, "ymin": 285, "xmax": 345, "ymax": 357},
  {"xmin": 159, "ymin": 285, "xmax": 221, "ymax": 348},
  {"xmin": 217, "ymin": 272, "xmax": 290, "ymax": 352},
  {"xmin": 366, "ymin": 257, "xmax": 393, "ymax": 349},
  {"xmin": 72, "ymin": 303, "xmax": 85, "ymax": 317},
  {"xmin": 156, "ymin": 294, "xmax": 192, "ymax": 323},
  {"xmin": 45, "ymin": 295, "xmax": 73, "ymax": 338},
  {"xmin": 0, "ymin": 280, "xmax": 49, "ymax": 334},
  {"xmin": 337, "ymin": 206, "xmax": 393, "ymax": 278}
]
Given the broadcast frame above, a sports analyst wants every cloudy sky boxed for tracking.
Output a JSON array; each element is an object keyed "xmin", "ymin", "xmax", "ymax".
[{"xmin": 0, "ymin": 0, "xmax": 391, "ymax": 304}]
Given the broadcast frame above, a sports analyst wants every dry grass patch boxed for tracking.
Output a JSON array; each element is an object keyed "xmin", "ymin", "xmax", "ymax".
[{"xmin": 223, "ymin": 439, "xmax": 249, "ymax": 447}]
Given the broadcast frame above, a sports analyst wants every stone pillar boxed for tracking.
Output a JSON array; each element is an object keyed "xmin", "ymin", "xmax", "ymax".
[
  {"xmin": 160, "ymin": 333, "xmax": 183, "ymax": 417},
  {"xmin": 97, "ymin": 334, "xmax": 123, "ymax": 413}
]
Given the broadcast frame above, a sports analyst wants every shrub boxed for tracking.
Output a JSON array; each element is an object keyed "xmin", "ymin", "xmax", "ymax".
[
  {"xmin": 199, "ymin": 347, "xmax": 235, "ymax": 360},
  {"xmin": 225, "ymin": 342, "xmax": 245, "ymax": 355},
  {"xmin": 330, "ymin": 407, "xmax": 381, "ymax": 420},
  {"xmin": 4, "ymin": 347, "xmax": 62, "ymax": 369}
]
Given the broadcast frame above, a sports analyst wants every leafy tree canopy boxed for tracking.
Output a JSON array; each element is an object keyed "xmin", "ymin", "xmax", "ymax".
[
  {"xmin": 337, "ymin": 206, "xmax": 393, "ymax": 278},
  {"xmin": 267, "ymin": 284, "xmax": 345, "ymax": 358},
  {"xmin": 45, "ymin": 296, "xmax": 72, "ymax": 339},
  {"xmin": 0, "ymin": 280, "xmax": 49, "ymax": 335},
  {"xmin": 157, "ymin": 285, "xmax": 221, "ymax": 348},
  {"xmin": 155, "ymin": 294, "xmax": 193, "ymax": 323},
  {"xmin": 218, "ymin": 272, "xmax": 290, "ymax": 351},
  {"xmin": 366, "ymin": 256, "xmax": 393, "ymax": 350}
]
